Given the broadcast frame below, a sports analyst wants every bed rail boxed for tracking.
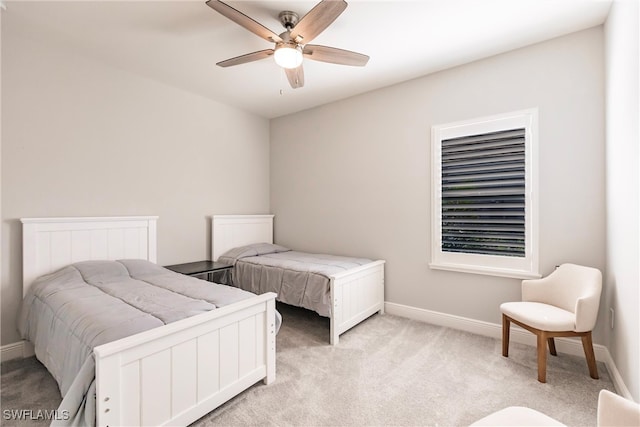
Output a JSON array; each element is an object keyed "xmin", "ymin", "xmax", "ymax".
[
  {"xmin": 329, "ymin": 260, "xmax": 385, "ymax": 345},
  {"xmin": 95, "ymin": 292, "xmax": 277, "ymax": 427}
]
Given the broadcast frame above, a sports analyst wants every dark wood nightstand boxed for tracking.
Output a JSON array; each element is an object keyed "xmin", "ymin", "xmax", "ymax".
[{"xmin": 164, "ymin": 260, "xmax": 233, "ymax": 285}]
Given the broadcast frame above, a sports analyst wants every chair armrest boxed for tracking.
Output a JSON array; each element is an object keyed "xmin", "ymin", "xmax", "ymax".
[{"xmin": 574, "ymin": 293, "xmax": 600, "ymax": 332}]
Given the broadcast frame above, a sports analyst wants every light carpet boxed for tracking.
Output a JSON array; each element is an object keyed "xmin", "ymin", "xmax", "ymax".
[{"xmin": 1, "ymin": 303, "xmax": 615, "ymax": 426}]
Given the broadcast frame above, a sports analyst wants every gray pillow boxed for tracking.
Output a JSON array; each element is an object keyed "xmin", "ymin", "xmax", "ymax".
[{"xmin": 220, "ymin": 242, "xmax": 290, "ymax": 261}]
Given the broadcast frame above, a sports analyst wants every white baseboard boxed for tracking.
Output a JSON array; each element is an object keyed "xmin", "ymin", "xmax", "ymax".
[
  {"xmin": 385, "ymin": 301, "xmax": 632, "ymax": 400},
  {"xmin": 1, "ymin": 341, "xmax": 25, "ymax": 362},
  {"xmin": 0, "ymin": 340, "xmax": 34, "ymax": 362},
  {"xmin": 599, "ymin": 347, "xmax": 633, "ymax": 400}
]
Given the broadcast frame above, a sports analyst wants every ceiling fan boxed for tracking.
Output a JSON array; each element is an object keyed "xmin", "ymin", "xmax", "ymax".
[{"xmin": 205, "ymin": 0, "xmax": 369, "ymax": 89}]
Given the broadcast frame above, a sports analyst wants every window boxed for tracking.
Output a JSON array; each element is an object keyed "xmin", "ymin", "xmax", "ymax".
[{"xmin": 430, "ymin": 109, "xmax": 539, "ymax": 279}]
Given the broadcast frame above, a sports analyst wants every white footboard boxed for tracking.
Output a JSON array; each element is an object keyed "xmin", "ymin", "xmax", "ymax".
[
  {"xmin": 94, "ymin": 293, "xmax": 277, "ymax": 427},
  {"xmin": 330, "ymin": 260, "xmax": 385, "ymax": 345}
]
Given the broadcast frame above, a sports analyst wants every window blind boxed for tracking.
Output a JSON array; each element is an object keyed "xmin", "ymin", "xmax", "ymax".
[{"xmin": 441, "ymin": 128, "xmax": 526, "ymax": 257}]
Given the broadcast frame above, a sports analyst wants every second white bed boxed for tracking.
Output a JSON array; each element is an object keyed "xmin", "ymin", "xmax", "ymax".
[{"xmin": 212, "ymin": 214, "xmax": 385, "ymax": 345}]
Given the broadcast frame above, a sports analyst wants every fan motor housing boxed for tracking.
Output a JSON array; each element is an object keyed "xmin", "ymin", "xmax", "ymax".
[{"xmin": 278, "ymin": 11, "xmax": 299, "ymax": 30}]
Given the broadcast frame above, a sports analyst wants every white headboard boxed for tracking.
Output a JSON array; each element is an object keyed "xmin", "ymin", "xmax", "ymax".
[
  {"xmin": 211, "ymin": 215, "xmax": 273, "ymax": 261},
  {"xmin": 21, "ymin": 216, "xmax": 158, "ymax": 296}
]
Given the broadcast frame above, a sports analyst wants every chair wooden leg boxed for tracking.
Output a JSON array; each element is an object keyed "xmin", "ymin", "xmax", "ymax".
[
  {"xmin": 537, "ymin": 332, "xmax": 547, "ymax": 383},
  {"xmin": 502, "ymin": 314, "xmax": 510, "ymax": 357},
  {"xmin": 581, "ymin": 331, "xmax": 599, "ymax": 379},
  {"xmin": 547, "ymin": 337, "xmax": 557, "ymax": 356}
]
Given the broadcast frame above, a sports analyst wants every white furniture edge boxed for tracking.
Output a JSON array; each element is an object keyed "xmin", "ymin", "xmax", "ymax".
[
  {"xmin": 385, "ymin": 301, "xmax": 633, "ymax": 401},
  {"xmin": 20, "ymin": 216, "xmax": 276, "ymax": 427},
  {"xmin": 212, "ymin": 214, "xmax": 385, "ymax": 345}
]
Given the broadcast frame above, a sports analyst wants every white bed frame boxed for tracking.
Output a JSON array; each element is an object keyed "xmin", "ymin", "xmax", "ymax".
[
  {"xmin": 21, "ymin": 216, "xmax": 276, "ymax": 427},
  {"xmin": 212, "ymin": 214, "xmax": 385, "ymax": 346}
]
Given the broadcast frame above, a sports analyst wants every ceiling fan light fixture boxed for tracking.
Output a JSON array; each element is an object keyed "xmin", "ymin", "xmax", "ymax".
[
  {"xmin": 208, "ymin": 0, "xmax": 368, "ymax": 89},
  {"xmin": 274, "ymin": 44, "xmax": 303, "ymax": 69}
]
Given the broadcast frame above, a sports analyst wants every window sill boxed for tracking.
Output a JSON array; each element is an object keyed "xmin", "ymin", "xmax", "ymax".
[{"xmin": 429, "ymin": 262, "xmax": 541, "ymax": 280}]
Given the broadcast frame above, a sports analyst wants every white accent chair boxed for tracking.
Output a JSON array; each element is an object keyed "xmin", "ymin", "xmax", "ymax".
[
  {"xmin": 598, "ymin": 389, "xmax": 640, "ymax": 426},
  {"xmin": 500, "ymin": 263, "xmax": 602, "ymax": 383},
  {"xmin": 470, "ymin": 390, "xmax": 640, "ymax": 426}
]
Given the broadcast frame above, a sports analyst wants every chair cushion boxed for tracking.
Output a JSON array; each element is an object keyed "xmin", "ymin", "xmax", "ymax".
[
  {"xmin": 470, "ymin": 406, "xmax": 566, "ymax": 426},
  {"xmin": 500, "ymin": 302, "xmax": 575, "ymax": 331}
]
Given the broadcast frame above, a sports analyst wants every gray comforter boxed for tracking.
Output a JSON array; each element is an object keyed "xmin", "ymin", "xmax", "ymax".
[
  {"xmin": 218, "ymin": 243, "xmax": 372, "ymax": 317},
  {"xmin": 17, "ymin": 259, "xmax": 278, "ymax": 427}
]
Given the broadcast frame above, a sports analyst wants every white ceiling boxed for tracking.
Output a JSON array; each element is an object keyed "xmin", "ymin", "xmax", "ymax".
[{"xmin": 4, "ymin": 0, "xmax": 611, "ymax": 119}]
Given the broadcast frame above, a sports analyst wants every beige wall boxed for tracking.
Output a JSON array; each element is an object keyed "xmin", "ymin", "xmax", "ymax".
[
  {"xmin": 271, "ymin": 28, "xmax": 606, "ymax": 340},
  {"xmin": 604, "ymin": 0, "xmax": 640, "ymax": 401},
  {"xmin": 1, "ymin": 16, "xmax": 270, "ymax": 345}
]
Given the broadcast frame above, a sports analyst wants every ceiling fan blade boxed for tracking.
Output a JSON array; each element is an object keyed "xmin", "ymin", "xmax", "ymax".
[
  {"xmin": 289, "ymin": 0, "xmax": 347, "ymax": 44},
  {"xmin": 217, "ymin": 49, "xmax": 274, "ymax": 67},
  {"xmin": 303, "ymin": 44, "xmax": 369, "ymax": 66},
  {"xmin": 285, "ymin": 65, "xmax": 305, "ymax": 89},
  {"xmin": 206, "ymin": 0, "xmax": 282, "ymax": 43}
]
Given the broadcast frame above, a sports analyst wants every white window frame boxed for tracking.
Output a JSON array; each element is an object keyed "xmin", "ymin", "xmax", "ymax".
[{"xmin": 430, "ymin": 109, "xmax": 540, "ymax": 279}]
